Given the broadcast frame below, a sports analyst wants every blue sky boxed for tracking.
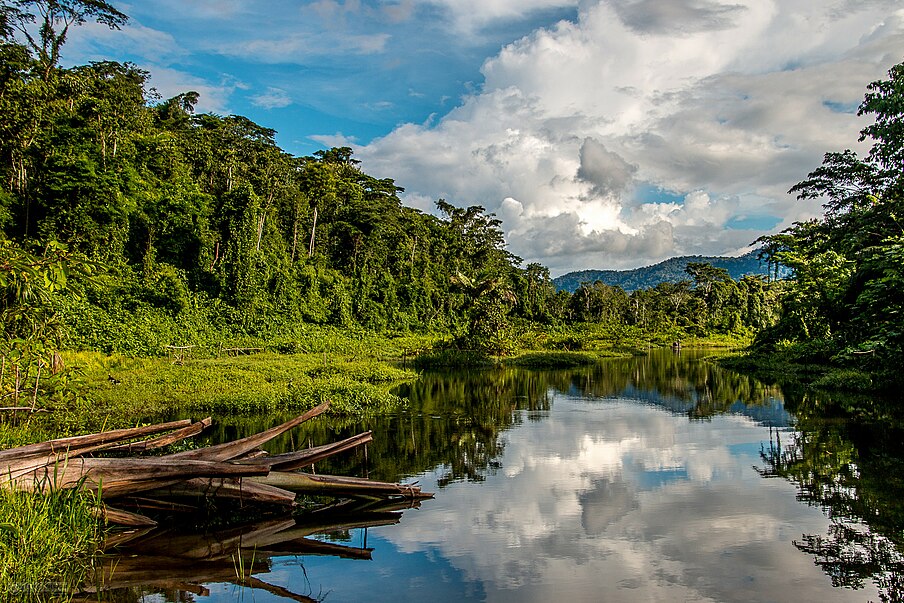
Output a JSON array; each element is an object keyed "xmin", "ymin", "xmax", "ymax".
[{"xmin": 63, "ymin": 0, "xmax": 904, "ymax": 273}]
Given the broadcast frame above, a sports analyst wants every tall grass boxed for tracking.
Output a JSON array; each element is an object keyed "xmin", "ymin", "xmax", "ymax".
[{"xmin": 0, "ymin": 487, "xmax": 102, "ymax": 602}]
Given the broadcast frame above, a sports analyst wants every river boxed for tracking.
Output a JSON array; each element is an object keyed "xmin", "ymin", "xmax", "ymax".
[{"xmin": 92, "ymin": 349, "xmax": 904, "ymax": 602}]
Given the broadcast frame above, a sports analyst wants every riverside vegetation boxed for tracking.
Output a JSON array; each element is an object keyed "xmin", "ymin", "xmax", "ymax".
[{"xmin": 1, "ymin": 1, "xmax": 903, "ymax": 600}]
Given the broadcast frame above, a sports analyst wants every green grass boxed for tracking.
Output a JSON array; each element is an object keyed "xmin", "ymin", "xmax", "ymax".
[
  {"xmin": 0, "ymin": 487, "xmax": 103, "ymax": 602},
  {"xmin": 513, "ymin": 322, "xmax": 751, "ymax": 356},
  {"xmin": 70, "ymin": 351, "xmax": 418, "ymax": 427}
]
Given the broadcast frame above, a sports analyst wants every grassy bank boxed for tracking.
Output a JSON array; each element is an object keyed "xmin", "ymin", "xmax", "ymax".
[
  {"xmin": 0, "ymin": 488, "xmax": 102, "ymax": 603},
  {"xmin": 715, "ymin": 339, "xmax": 892, "ymax": 395}
]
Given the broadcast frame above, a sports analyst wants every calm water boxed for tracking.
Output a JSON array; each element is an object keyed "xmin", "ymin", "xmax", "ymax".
[{"xmin": 95, "ymin": 350, "xmax": 904, "ymax": 603}]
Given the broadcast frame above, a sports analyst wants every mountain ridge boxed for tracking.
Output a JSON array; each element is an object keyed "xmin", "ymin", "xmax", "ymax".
[{"xmin": 552, "ymin": 251, "xmax": 770, "ymax": 293}]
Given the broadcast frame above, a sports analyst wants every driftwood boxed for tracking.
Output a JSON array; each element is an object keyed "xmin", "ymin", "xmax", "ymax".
[{"xmin": 0, "ymin": 400, "xmax": 432, "ymax": 526}]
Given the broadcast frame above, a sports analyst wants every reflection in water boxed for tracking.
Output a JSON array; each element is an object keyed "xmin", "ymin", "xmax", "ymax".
[
  {"xmin": 79, "ymin": 499, "xmax": 423, "ymax": 602},
  {"xmin": 119, "ymin": 349, "xmax": 904, "ymax": 601},
  {"xmin": 758, "ymin": 409, "xmax": 904, "ymax": 602}
]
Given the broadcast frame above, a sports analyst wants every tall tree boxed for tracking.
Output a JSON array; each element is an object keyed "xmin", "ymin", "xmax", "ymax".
[
  {"xmin": 759, "ymin": 61, "xmax": 904, "ymax": 374},
  {"xmin": 1, "ymin": 0, "xmax": 128, "ymax": 80}
]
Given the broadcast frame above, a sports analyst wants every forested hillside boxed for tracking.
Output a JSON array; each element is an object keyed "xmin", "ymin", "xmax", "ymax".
[
  {"xmin": 0, "ymin": 1, "xmax": 787, "ymax": 362},
  {"xmin": 755, "ymin": 62, "xmax": 904, "ymax": 380},
  {"xmin": 0, "ymin": 2, "xmax": 568, "ymax": 354},
  {"xmin": 553, "ymin": 251, "xmax": 771, "ymax": 293}
]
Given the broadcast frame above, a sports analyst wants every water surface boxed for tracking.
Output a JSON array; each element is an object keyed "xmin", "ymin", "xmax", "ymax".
[{"xmin": 99, "ymin": 350, "xmax": 904, "ymax": 602}]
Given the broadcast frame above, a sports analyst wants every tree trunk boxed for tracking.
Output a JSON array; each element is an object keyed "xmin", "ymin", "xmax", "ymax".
[{"xmin": 308, "ymin": 206, "xmax": 318, "ymax": 257}]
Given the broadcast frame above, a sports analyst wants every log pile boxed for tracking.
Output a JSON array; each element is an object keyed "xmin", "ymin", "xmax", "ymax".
[{"xmin": 0, "ymin": 401, "xmax": 432, "ymax": 527}]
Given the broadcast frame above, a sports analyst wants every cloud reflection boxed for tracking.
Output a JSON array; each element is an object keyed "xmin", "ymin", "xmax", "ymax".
[{"xmin": 385, "ymin": 397, "xmax": 878, "ymax": 602}]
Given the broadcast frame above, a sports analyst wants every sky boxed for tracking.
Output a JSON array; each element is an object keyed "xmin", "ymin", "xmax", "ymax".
[{"xmin": 63, "ymin": 0, "xmax": 904, "ymax": 274}]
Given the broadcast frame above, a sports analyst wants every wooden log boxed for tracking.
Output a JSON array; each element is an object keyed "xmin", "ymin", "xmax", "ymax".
[
  {"xmin": 143, "ymin": 477, "xmax": 297, "ymax": 507},
  {"xmin": 167, "ymin": 401, "xmax": 330, "ymax": 462},
  {"xmin": 0, "ymin": 418, "xmax": 193, "ymax": 461},
  {"xmin": 93, "ymin": 505, "xmax": 158, "ymax": 527},
  {"xmin": 250, "ymin": 471, "xmax": 432, "ymax": 499},
  {"xmin": 12, "ymin": 458, "xmax": 270, "ymax": 497},
  {"xmin": 233, "ymin": 431, "xmax": 373, "ymax": 471},
  {"xmin": 106, "ymin": 417, "xmax": 212, "ymax": 452},
  {"xmin": 118, "ymin": 497, "xmax": 200, "ymax": 514}
]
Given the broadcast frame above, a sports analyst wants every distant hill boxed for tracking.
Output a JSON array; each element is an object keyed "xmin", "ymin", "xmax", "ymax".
[{"xmin": 552, "ymin": 250, "xmax": 771, "ymax": 293}]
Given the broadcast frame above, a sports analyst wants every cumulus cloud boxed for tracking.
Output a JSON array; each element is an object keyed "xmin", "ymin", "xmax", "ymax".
[
  {"xmin": 577, "ymin": 138, "xmax": 637, "ymax": 197},
  {"xmin": 356, "ymin": 0, "xmax": 904, "ymax": 272}
]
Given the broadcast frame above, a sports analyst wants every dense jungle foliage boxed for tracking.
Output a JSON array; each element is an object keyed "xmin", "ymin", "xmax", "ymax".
[
  {"xmin": 756, "ymin": 62, "xmax": 904, "ymax": 383},
  {"xmin": 0, "ymin": 0, "xmax": 781, "ymax": 376}
]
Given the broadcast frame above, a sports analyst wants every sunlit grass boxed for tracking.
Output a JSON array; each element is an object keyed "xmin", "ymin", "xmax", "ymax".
[
  {"xmin": 0, "ymin": 487, "xmax": 103, "ymax": 602},
  {"xmin": 69, "ymin": 351, "xmax": 417, "ymax": 424}
]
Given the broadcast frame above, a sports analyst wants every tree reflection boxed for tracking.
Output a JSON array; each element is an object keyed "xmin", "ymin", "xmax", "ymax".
[
  {"xmin": 757, "ymin": 403, "xmax": 904, "ymax": 602},
  {"xmin": 279, "ymin": 349, "xmax": 788, "ymax": 490}
]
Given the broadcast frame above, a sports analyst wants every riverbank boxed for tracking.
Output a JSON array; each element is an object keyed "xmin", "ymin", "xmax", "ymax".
[{"xmin": 716, "ymin": 349, "xmax": 891, "ymax": 393}]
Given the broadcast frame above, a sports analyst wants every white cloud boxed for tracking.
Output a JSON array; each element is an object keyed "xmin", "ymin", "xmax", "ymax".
[
  {"xmin": 250, "ymin": 87, "xmax": 293, "ymax": 110},
  {"xmin": 222, "ymin": 31, "xmax": 390, "ymax": 63},
  {"xmin": 309, "ymin": 132, "xmax": 360, "ymax": 148},
  {"xmin": 64, "ymin": 20, "xmax": 183, "ymax": 65},
  {"xmin": 355, "ymin": 0, "xmax": 904, "ymax": 272},
  {"xmin": 143, "ymin": 67, "xmax": 236, "ymax": 114}
]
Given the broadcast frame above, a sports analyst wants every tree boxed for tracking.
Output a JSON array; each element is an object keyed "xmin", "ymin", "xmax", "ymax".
[
  {"xmin": 451, "ymin": 269, "xmax": 518, "ymax": 356},
  {"xmin": 1, "ymin": 0, "xmax": 128, "ymax": 80},
  {"xmin": 758, "ymin": 61, "xmax": 904, "ymax": 374}
]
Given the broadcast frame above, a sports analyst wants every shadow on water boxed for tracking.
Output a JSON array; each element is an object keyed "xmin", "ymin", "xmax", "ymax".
[{"xmin": 108, "ymin": 348, "xmax": 904, "ymax": 601}]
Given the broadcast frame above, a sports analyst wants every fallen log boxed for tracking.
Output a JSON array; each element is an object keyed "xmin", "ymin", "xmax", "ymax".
[
  {"xmin": 107, "ymin": 417, "xmax": 212, "ymax": 452},
  {"xmin": 142, "ymin": 476, "xmax": 298, "ymax": 507},
  {"xmin": 167, "ymin": 401, "xmax": 330, "ymax": 462},
  {"xmin": 12, "ymin": 458, "xmax": 269, "ymax": 497},
  {"xmin": 233, "ymin": 430, "xmax": 373, "ymax": 471},
  {"xmin": 252, "ymin": 471, "xmax": 432, "ymax": 500},
  {"xmin": 93, "ymin": 505, "xmax": 158, "ymax": 528},
  {"xmin": 0, "ymin": 418, "xmax": 194, "ymax": 461}
]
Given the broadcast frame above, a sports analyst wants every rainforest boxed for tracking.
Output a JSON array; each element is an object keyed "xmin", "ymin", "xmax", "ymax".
[{"xmin": 2, "ymin": 2, "xmax": 904, "ymax": 602}]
